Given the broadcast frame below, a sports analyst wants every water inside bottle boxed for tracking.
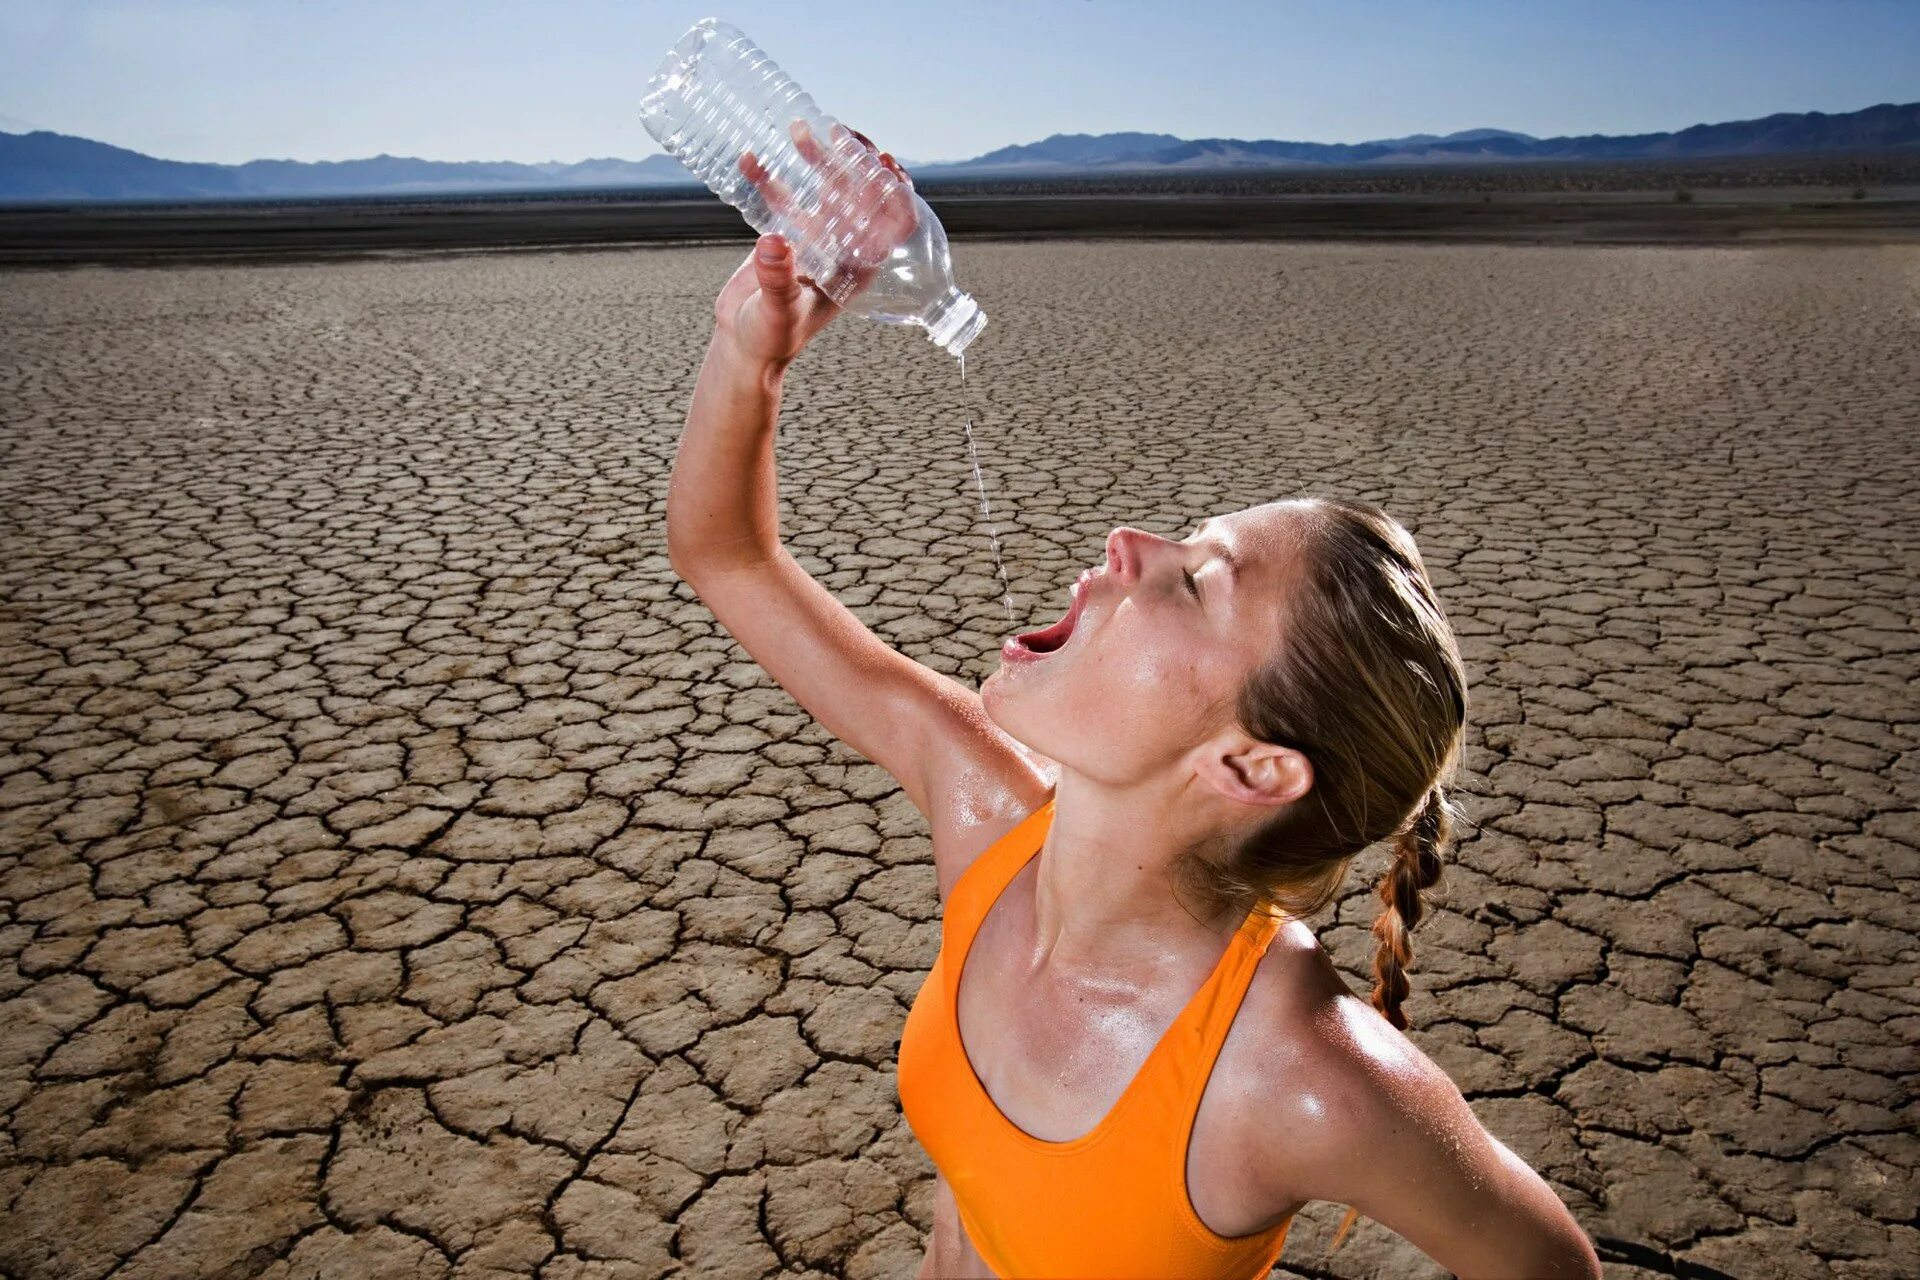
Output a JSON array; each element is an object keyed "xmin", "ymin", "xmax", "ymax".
[{"xmin": 957, "ymin": 351, "xmax": 1017, "ymax": 630}]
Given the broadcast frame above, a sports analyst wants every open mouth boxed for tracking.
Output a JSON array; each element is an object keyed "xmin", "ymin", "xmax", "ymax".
[{"xmin": 1004, "ymin": 570, "xmax": 1094, "ymax": 660}]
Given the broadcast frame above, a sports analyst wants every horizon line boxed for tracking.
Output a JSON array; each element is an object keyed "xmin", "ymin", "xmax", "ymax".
[{"xmin": 2, "ymin": 96, "xmax": 1912, "ymax": 170}]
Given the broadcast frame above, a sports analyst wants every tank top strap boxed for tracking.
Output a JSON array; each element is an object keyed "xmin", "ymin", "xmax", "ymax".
[
  {"xmin": 1158, "ymin": 902, "xmax": 1287, "ymax": 1104},
  {"xmin": 942, "ymin": 792, "xmax": 1056, "ymax": 942}
]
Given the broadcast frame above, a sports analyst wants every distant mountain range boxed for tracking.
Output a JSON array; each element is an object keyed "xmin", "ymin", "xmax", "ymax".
[
  {"xmin": 0, "ymin": 136, "xmax": 693, "ymax": 202},
  {"xmin": 949, "ymin": 126, "xmax": 1550, "ymax": 173},
  {"xmin": 3, "ymin": 102, "xmax": 1915, "ymax": 202}
]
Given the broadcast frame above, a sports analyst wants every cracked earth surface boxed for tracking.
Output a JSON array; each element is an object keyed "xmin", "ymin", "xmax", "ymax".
[{"xmin": 0, "ymin": 242, "xmax": 1915, "ymax": 1279}]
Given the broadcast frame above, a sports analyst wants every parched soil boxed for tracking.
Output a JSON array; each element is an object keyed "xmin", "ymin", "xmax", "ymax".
[{"xmin": 0, "ymin": 241, "xmax": 1914, "ymax": 1279}]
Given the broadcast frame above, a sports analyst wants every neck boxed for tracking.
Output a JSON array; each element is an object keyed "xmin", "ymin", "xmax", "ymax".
[{"xmin": 1027, "ymin": 768, "xmax": 1248, "ymax": 978}]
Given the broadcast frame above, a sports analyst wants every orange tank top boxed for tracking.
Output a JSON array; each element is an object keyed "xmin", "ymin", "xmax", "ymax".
[{"xmin": 897, "ymin": 794, "xmax": 1294, "ymax": 1279}]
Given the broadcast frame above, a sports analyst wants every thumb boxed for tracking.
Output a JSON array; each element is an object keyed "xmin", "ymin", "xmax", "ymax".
[{"xmin": 753, "ymin": 234, "xmax": 801, "ymax": 309}]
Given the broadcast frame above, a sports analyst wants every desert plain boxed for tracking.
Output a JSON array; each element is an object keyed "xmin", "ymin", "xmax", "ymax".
[{"xmin": 0, "ymin": 238, "xmax": 1915, "ymax": 1279}]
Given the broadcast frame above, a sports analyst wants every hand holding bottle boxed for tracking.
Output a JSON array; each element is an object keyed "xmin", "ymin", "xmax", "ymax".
[
  {"xmin": 715, "ymin": 124, "xmax": 916, "ymax": 369},
  {"xmin": 742, "ymin": 120, "xmax": 917, "ymax": 301},
  {"xmin": 641, "ymin": 18, "xmax": 985, "ymax": 356}
]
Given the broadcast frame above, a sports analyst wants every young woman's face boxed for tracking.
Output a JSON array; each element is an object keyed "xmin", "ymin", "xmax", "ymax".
[{"xmin": 982, "ymin": 500, "xmax": 1316, "ymax": 783}]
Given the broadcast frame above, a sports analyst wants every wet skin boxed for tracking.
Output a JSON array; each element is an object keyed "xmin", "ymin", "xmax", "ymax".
[{"xmin": 669, "ymin": 129, "xmax": 1604, "ymax": 1280}]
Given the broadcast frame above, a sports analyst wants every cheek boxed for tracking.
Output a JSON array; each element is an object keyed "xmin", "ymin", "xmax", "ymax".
[{"xmin": 1088, "ymin": 615, "xmax": 1222, "ymax": 709}]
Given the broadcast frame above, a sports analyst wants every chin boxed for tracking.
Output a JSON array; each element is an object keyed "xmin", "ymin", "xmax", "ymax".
[
  {"xmin": 981, "ymin": 665, "xmax": 1074, "ymax": 763},
  {"xmin": 980, "ymin": 667, "xmax": 1037, "ymax": 737},
  {"xmin": 980, "ymin": 668, "xmax": 1015, "ymax": 724}
]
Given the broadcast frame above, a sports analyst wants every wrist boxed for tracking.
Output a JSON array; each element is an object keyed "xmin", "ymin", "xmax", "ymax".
[{"xmin": 709, "ymin": 327, "xmax": 792, "ymax": 394}]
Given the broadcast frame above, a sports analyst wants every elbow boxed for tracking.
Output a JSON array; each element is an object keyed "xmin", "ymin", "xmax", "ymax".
[
  {"xmin": 1526, "ymin": 1230, "xmax": 1604, "ymax": 1280},
  {"xmin": 664, "ymin": 532, "xmax": 695, "ymax": 582},
  {"xmin": 1554, "ymin": 1206, "xmax": 1605, "ymax": 1280},
  {"xmin": 663, "ymin": 486, "xmax": 707, "ymax": 583},
  {"xmin": 1457, "ymin": 1242, "xmax": 1601, "ymax": 1280},
  {"xmin": 662, "ymin": 508, "xmax": 708, "ymax": 584},
  {"xmin": 666, "ymin": 536, "xmax": 711, "ymax": 591},
  {"xmin": 663, "ymin": 510, "xmax": 707, "ymax": 583},
  {"xmin": 1515, "ymin": 1208, "xmax": 1604, "ymax": 1280},
  {"xmin": 1452, "ymin": 1209, "xmax": 1604, "ymax": 1279},
  {"xmin": 665, "ymin": 523, "xmax": 778, "ymax": 583}
]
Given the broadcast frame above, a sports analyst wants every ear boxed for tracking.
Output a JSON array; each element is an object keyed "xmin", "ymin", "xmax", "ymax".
[{"xmin": 1195, "ymin": 733, "xmax": 1314, "ymax": 809}]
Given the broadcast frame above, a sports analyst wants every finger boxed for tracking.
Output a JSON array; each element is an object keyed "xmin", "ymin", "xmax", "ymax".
[
  {"xmin": 829, "ymin": 122, "xmax": 890, "ymax": 175},
  {"xmin": 845, "ymin": 174, "xmax": 909, "ymax": 259},
  {"xmin": 837, "ymin": 126, "xmax": 902, "ymax": 196},
  {"xmin": 872, "ymin": 157, "xmax": 917, "ymax": 223},
  {"xmin": 790, "ymin": 118, "xmax": 831, "ymax": 171},
  {"xmin": 739, "ymin": 150, "xmax": 793, "ymax": 211},
  {"xmin": 804, "ymin": 124, "xmax": 880, "ymax": 222},
  {"xmin": 738, "ymin": 150, "xmax": 796, "ymax": 217},
  {"xmin": 753, "ymin": 234, "xmax": 802, "ymax": 309}
]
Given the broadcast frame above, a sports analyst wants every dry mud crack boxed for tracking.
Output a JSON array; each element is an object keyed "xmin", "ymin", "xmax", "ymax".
[{"xmin": 0, "ymin": 242, "xmax": 1914, "ymax": 1279}]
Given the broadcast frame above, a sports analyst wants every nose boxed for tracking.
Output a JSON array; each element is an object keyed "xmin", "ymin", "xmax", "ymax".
[{"xmin": 1105, "ymin": 527, "xmax": 1165, "ymax": 584}]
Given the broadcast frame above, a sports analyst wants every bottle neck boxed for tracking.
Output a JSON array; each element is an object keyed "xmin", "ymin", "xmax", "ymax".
[{"xmin": 921, "ymin": 286, "xmax": 987, "ymax": 358}]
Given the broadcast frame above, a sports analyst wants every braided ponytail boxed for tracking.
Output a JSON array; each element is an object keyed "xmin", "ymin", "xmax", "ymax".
[
  {"xmin": 1368, "ymin": 782, "xmax": 1450, "ymax": 1031},
  {"xmin": 1327, "ymin": 783, "xmax": 1454, "ymax": 1253}
]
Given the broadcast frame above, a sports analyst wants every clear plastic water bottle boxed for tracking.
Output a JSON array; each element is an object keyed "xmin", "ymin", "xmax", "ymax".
[{"xmin": 640, "ymin": 17, "xmax": 987, "ymax": 358}]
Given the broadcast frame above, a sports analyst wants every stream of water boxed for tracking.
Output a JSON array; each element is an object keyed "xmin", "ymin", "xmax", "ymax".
[{"xmin": 957, "ymin": 351, "xmax": 1017, "ymax": 629}]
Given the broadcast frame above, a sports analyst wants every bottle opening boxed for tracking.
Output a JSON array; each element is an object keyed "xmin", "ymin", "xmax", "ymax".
[{"xmin": 925, "ymin": 289, "xmax": 987, "ymax": 358}]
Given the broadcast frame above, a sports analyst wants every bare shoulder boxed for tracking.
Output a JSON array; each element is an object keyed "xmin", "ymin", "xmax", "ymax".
[
  {"xmin": 1228, "ymin": 931, "xmax": 1467, "ymax": 1194},
  {"xmin": 1219, "ymin": 921, "xmax": 1392, "ymax": 1149},
  {"xmin": 911, "ymin": 680, "xmax": 1056, "ymax": 905},
  {"xmin": 1208, "ymin": 922, "xmax": 1466, "ymax": 1210},
  {"xmin": 1230, "ymin": 931, "xmax": 1601, "ymax": 1276}
]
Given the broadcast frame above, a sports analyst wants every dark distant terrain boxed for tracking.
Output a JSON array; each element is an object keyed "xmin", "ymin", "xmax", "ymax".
[
  {"xmin": 920, "ymin": 149, "xmax": 1920, "ymax": 196},
  {"xmin": 1, "ymin": 152, "xmax": 1916, "ymax": 267}
]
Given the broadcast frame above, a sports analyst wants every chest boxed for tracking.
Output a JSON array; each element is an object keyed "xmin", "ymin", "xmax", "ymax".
[
  {"xmin": 955, "ymin": 906, "xmax": 1177, "ymax": 1133},
  {"xmin": 950, "ymin": 885, "xmax": 1293, "ymax": 1240}
]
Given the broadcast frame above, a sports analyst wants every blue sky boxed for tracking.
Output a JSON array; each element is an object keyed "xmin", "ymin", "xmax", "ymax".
[{"xmin": 1, "ymin": 0, "xmax": 1914, "ymax": 164}]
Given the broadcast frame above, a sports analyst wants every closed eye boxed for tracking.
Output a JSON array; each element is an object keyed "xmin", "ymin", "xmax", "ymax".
[{"xmin": 1183, "ymin": 567, "xmax": 1200, "ymax": 598}]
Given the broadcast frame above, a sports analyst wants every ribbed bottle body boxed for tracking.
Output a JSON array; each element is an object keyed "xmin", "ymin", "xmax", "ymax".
[{"xmin": 640, "ymin": 18, "xmax": 985, "ymax": 356}]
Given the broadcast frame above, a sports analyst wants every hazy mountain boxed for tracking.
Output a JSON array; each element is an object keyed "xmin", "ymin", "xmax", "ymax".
[
  {"xmin": 917, "ymin": 128, "xmax": 1545, "ymax": 172},
  {"xmin": 924, "ymin": 103, "xmax": 1918, "ymax": 175},
  {"xmin": 3, "ymin": 102, "xmax": 1914, "ymax": 202},
  {"xmin": 955, "ymin": 131, "xmax": 1187, "ymax": 172},
  {"xmin": 0, "ymin": 132, "xmax": 689, "ymax": 201},
  {"xmin": 1359, "ymin": 128, "xmax": 1538, "ymax": 148}
]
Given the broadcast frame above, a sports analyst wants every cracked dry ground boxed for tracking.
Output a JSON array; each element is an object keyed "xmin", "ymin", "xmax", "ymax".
[{"xmin": 0, "ymin": 240, "xmax": 1915, "ymax": 1280}]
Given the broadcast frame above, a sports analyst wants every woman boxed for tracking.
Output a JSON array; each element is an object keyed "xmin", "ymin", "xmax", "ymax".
[{"xmin": 665, "ymin": 124, "xmax": 1602, "ymax": 1279}]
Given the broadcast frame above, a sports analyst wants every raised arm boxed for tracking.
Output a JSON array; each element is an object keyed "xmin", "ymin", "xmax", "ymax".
[{"xmin": 664, "ymin": 131, "xmax": 1044, "ymax": 847}]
